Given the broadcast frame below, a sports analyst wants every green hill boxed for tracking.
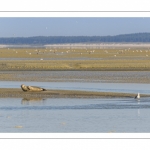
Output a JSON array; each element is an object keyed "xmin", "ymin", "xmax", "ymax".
[{"xmin": 0, "ymin": 33, "xmax": 150, "ymax": 45}]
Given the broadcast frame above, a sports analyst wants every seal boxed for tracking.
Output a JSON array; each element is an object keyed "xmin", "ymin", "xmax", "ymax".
[
  {"xmin": 21, "ymin": 84, "xmax": 46, "ymax": 92},
  {"xmin": 21, "ymin": 84, "xmax": 29, "ymax": 92}
]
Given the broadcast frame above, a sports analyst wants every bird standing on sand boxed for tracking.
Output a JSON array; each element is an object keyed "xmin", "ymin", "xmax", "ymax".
[
  {"xmin": 21, "ymin": 84, "xmax": 46, "ymax": 92},
  {"xmin": 135, "ymin": 93, "xmax": 140, "ymax": 99}
]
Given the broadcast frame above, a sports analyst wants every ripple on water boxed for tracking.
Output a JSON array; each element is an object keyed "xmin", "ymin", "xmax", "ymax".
[{"xmin": 0, "ymin": 98, "xmax": 150, "ymax": 132}]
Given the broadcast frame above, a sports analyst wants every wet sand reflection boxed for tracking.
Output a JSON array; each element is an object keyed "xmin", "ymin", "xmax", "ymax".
[{"xmin": 21, "ymin": 97, "xmax": 46, "ymax": 105}]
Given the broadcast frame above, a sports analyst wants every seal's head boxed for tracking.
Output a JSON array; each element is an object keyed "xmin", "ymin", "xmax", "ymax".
[{"xmin": 21, "ymin": 84, "xmax": 29, "ymax": 92}]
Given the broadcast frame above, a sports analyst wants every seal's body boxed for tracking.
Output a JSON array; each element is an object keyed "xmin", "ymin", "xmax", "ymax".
[{"xmin": 21, "ymin": 84, "xmax": 46, "ymax": 92}]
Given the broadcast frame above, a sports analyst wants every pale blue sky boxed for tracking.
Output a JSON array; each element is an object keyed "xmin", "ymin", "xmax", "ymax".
[{"xmin": 0, "ymin": 18, "xmax": 150, "ymax": 37}]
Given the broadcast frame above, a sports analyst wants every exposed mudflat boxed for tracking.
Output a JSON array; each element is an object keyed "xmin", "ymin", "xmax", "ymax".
[
  {"xmin": 0, "ymin": 88, "xmax": 149, "ymax": 98},
  {"xmin": 0, "ymin": 71, "xmax": 150, "ymax": 83}
]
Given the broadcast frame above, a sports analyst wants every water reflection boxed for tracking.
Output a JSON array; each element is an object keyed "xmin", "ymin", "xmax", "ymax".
[
  {"xmin": 138, "ymin": 109, "xmax": 140, "ymax": 116},
  {"xmin": 21, "ymin": 97, "xmax": 46, "ymax": 105},
  {"xmin": 0, "ymin": 97, "xmax": 150, "ymax": 132},
  {"xmin": 137, "ymin": 100, "xmax": 140, "ymax": 117},
  {"xmin": 18, "ymin": 97, "xmax": 150, "ymax": 110}
]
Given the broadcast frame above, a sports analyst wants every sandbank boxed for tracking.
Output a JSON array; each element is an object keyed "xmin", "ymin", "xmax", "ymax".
[{"xmin": 0, "ymin": 88, "xmax": 149, "ymax": 99}]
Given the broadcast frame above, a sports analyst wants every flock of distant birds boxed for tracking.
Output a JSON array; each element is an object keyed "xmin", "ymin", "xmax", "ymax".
[
  {"xmin": 3, "ymin": 47, "xmax": 150, "ymax": 60},
  {"xmin": 5, "ymin": 48, "xmax": 97, "ymax": 60}
]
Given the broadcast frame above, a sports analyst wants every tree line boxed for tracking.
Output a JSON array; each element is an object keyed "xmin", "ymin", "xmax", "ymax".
[{"xmin": 0, "ymin": 33, "xmax": 150, "ymax": 44}]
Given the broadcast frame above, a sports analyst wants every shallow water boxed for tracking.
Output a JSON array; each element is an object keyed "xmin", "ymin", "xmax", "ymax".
[
  {"xmin": 0, "ymin": 80, "xmax": 150, "ymax": 133},
  {"xmin": 0, "ymin": 97, "xmax": 150, "ymax": 133}
]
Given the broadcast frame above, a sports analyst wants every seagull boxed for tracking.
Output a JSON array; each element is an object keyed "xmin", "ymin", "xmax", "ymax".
[
  {"xmin": 135, "ymin": 93, "xmax": 140, "ymax": 99},
  {"xmin": 21, "ymin": 84, "xmax": 46, "ymax": 92}
]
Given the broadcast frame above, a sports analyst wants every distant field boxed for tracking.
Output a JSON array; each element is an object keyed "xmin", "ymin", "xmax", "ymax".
[{"xmin": 0, "ymin": 45, "xmax": 150, "ymax": 71}]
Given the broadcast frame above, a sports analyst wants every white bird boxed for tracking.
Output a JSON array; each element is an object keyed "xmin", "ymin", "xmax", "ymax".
[{"xmin": 135, "ymin": 93, "xmax": 140, "ymax": 99}]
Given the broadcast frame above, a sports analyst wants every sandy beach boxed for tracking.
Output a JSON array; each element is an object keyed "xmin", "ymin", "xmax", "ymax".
[{"xmin": 0, "ymin": 88, "xmax": 149, "ymax": 99}]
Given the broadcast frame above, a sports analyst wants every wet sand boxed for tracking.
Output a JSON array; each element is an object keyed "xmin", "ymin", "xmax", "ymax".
[
  {"xmin": 0, "ymin": 71, "xmax": 150, "ymax": 83},
  {"xmin": 0, "ymin": 88, "xmax": 149, "ymax": 98}
]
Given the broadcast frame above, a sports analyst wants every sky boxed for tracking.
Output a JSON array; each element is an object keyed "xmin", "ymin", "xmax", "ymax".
[{"xmin": 0, "ymin": 17, "xmax": 150, "ymax": 37}]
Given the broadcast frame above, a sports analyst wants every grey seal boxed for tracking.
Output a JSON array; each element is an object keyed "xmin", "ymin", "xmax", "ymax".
[{"xmin": 21, "ymin": 84, "xmax": 46, "ymax": 92}]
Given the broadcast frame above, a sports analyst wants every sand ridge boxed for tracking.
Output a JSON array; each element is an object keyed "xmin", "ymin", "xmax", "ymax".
[{"xmin": 0, "ymin": 88, "xmax": 149, "ymax": 98}]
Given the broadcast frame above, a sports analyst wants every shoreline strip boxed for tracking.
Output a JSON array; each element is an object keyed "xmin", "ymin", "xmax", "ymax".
[{"xmin": 0, "ymin": 88, "xmax": 149, "ymax": 98}]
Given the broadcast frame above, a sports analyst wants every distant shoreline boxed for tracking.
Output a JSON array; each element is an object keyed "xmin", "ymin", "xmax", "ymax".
[
  {"xmin": 1, "ymin": 43, "xmax": 150, "ymax": 48},
  {"xmin": 1, "ymin": 33, "xmax": 150, "ymax": 44}
]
